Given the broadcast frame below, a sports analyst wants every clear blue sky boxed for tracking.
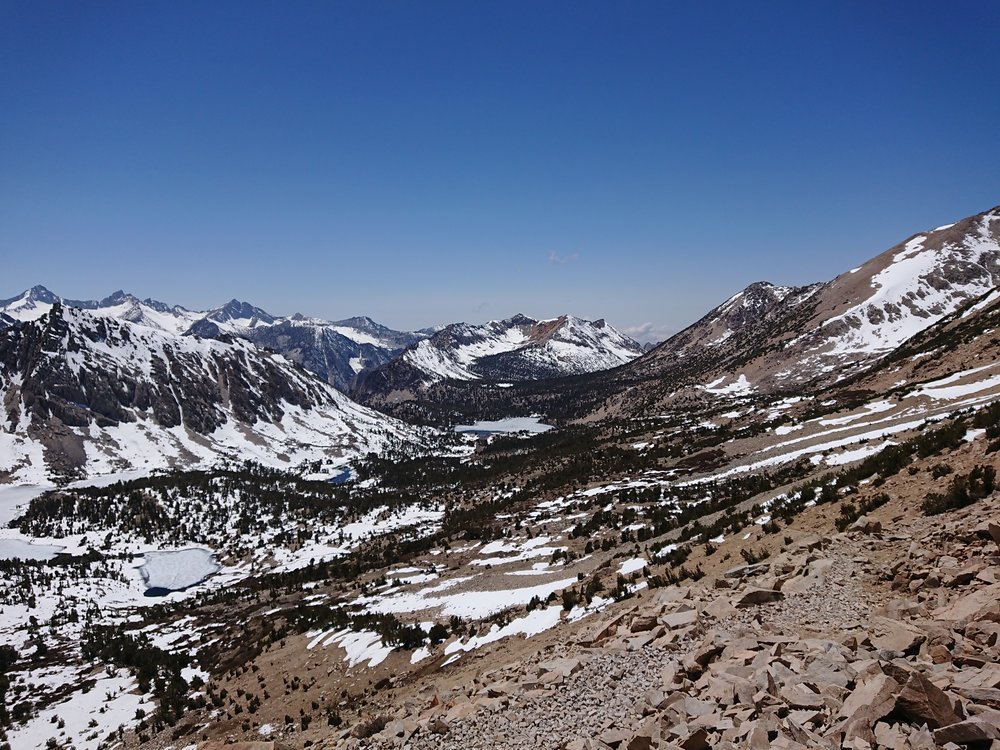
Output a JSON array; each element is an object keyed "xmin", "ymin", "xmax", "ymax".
[{"xmin": 2, "ymin": 1, "xmax": 998, "ymax": 342}]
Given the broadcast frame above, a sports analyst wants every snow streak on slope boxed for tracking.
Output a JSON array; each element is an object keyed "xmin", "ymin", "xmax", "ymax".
[{"xmin": 817, "ymin": 212, "xmax": 1000, "ymax": 355}]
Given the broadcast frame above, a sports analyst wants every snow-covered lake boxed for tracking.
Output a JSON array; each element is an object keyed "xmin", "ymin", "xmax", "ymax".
[
  {"xmin": 0, "ymin": 484, "xmax": 53, "ymax": 526},
  {"xmin": 138, "ymin": 548, "xmax": 220, "ymax": 596},
  {"xmin": 0, "ymin": 539, "xmax": 65, "ymax": 561},
  {"xmin": 454, "ymin": 416, "xmax": 554, "ymax": 435}
]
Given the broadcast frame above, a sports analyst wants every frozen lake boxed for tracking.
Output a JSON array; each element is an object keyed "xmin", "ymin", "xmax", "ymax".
[
  {"xmin": 0, "ymin": 538, "xmax": 65, "ymax": 561},
  {"xmin": 139, "ymin": 548, "xmax": 220, "ymax": 596},
  {"xmin": 0, "ymin": 472, "xmax": 150, "ymax": 526},
  {"xmin": 454, "ymin": 416, "xmax": 554, "ymax": 436},
  {"xmin": 0, "ymin": 484, "xmax": 53, "ymax": 526}
]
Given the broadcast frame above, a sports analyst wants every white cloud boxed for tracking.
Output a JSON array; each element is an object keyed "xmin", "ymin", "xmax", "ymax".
[
  {"xmin": 548, "ymin": 251, "xmax": 580, "ymax": 266},
  {"xmin": 622, "ymin": 322, "xmax": 674, "ymax": 346}
]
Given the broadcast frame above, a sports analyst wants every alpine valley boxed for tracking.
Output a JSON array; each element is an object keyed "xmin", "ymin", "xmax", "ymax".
[{"xmin": 3, "ymin": 205, "xmax": 1000, "ymax": 750}]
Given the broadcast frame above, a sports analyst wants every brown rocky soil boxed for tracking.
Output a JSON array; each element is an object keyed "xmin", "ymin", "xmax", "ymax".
[{"xmin": 324, "ymin": 494, "xmax": 1000, "ymax": 750}]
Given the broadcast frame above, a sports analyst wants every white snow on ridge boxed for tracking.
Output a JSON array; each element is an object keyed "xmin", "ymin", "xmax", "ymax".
[
  {"xmin": 405, "ymin": 340, "xmax": 481, "ymax": 381},
  {"xmin": 402, "ymin": 315, "xmax": 641, "ymax": 385},
  {"xmin": 818, "ymin": 219, "xmax": 1000, "ymax": 356}
]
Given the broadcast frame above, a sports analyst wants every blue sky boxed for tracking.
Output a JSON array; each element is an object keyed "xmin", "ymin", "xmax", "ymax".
[{"xmin": 2, "ymin": 2, "xmax": 998, "ymax": 342}]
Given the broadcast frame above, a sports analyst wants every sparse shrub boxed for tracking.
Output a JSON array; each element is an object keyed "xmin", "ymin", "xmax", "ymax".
[
  {"xmin": 354, "ymin": 714, "xmax": 389, "ymax": 739},
  {"xmin": 923, "ymin": 465, "xmax": 996, "ymax": 515}
]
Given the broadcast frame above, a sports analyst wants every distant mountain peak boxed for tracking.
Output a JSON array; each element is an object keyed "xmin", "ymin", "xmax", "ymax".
[
  {"xmin": 355, "ymin": 312, "xmax": 643, "ymax": 405},
  {"xmin": 27, "ymin": 284, "xmax": 58, "ymax": 300}
]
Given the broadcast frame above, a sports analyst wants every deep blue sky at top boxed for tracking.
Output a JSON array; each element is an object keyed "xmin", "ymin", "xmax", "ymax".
[{"xmin": 1, "ymin": 2, "xmax": 998, "ymax": 340}]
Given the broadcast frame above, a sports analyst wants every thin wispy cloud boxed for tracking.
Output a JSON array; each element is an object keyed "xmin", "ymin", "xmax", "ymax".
[
  {"xmin": 548, "ymin": 251, "xmax": 580, "ymax": 266},
  {"xmin": 622, "ymin": 322, "xmax": 673, "ymax": 345}
]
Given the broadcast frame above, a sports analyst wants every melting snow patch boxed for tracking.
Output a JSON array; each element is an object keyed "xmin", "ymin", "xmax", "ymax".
[
  {"xmin": 313, "ymin": 628, "xmax": 393, "ymax": 668},
  {"xmin": 443, "ymin": 605, "xmax": 568, "ymax": 661},
  {"xmin": 818, "ymin": 442, "xmax": 895, "ymax": 466},
  {"xmin": 618, "ymin": 557, "xmax": 648, "ymax": 575},
  {"xmin": 701, "ymin": 374, "xmax": 753, "ymax": 396},
  {"xmin": 4, "ymin": 674, "xmax": 147, "ymax": 750}
]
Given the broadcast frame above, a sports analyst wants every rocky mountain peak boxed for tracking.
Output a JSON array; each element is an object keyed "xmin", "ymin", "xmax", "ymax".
[{"xmin": 26, "ymin": 284, "xmax": 59, "ymax": 303}]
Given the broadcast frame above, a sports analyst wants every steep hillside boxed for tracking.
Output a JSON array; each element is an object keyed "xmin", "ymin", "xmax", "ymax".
[
  {"xmin": 0, "ymin": 304, "xmax": 425, "ymax": 483},
  {"xmin": 624, "ymin": 206, "xmax": 1000, "ymax": 407}
]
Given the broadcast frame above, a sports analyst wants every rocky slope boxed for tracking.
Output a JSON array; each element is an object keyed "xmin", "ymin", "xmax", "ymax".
[
  {"xmin": 346, "ymin": 498, "xmax": 1000, "ymax": 750},
  {"xmin": 431, "ymin": 205, "xmax": 1000, "ymax": 425},
  {"xmin": 621, "ymin": 205, "xmax": 1000, "ymax": 408},
  {"xmin": 0, "ymin": 303, "xmax": 424, "ymax": 483}
]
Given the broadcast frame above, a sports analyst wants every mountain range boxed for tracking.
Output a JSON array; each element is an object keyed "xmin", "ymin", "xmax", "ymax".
[
  {"xmin": 1, "ymin": 204, "xmax": 998, "ymax": 482},
  {"xmin": 0, "ymin": 302, "xmax": 429, "ymax": 483},
  {"xmin": 0, "ymin": 288, "xmax": 645, "ymax": 481},
  {"xmin": 0, "ymin": 287, "xmax": 430, "ymax": 392}
]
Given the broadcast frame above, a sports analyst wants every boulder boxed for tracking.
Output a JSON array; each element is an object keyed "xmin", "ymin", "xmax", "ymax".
[
  {"xmin": 934, "ymin": 718, "xmax": 1000, "ymax": 745},
  {"xmin": 723, "ymin": 562, "xmax": 770, "ymax": 579},
  {"xmin": 733, "ymin": 587, "xmax": 784, "ymax": 608},
  {"xmin": 869, "ymin": 617, "xmax": 926, "ymax": 654},
  {"xmin": 662, "ymin": 607, "xmax": 700, "ymax": 629},
  {"xmin": 630, "ymin": 614, "xmax": 659, "ymax": 633},
  {"xmin": 849, "ymin": 516, "xmax": 882, "ymax": 535},
  {"xmin": 988, "ymin": 522, "xmax": 1000, "ymax": 549},
  {"xmin": 895, "ymin": 672, "xmax": 962, "ymax": 729},
  {"xmin": 599, "ymin": 727, "xmax": 630, "ymax": 748},
  {"xmin": 933, "ymin": 583, "xmax": 1000, "ymax": 623},
  {"xmin": 839, "ymin": 674, "xmax": 900, "ymax": 724}
]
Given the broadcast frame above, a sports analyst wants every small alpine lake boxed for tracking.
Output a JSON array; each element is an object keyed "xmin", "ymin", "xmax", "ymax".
[
  {"xmin": 139, "ymin": 548, "xmax": 220, "ymax": 597},
  {"xmin": 454, "ymin": 416, "xmax": 554, "ymax": 437}
]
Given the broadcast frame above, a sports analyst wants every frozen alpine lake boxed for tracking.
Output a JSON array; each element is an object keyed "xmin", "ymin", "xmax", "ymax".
[
  {"xmin": 454, "ymin": 416, "xmax": 554, "ymax": 435},
  {"xmin": 0, "ymin": 538, "xmax": 65, "ymax": 561},
  {"xmin": 139, "ymin": 548, "xmax": 220, "ymax": 596}
]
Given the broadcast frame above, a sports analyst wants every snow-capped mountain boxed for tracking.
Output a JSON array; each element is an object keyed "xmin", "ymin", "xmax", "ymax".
[
  {"xmin": 0, "ymin": 285, "xmax": 202, "ymax": 335},
  {"xmin": 0, "ymin": 303, "xmax": 425, "ymax": 483},
  {"xmin": 655, "ymin": 281, "xmax": 811, "ymax": 358},
  {"xmin": 621, "ymin": 204, "xmax": 1000, "ymax": 406},
  {"xmin": 185, "ymin": 308, "xmax": 428, "ymax": 391},
  {"xmin": 356, "ymin": 313, "xmax": 643, "ymax": 400},
  {"xmin": 0, "ymin": 287, "xmax": 427, "ymax": 392}
]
